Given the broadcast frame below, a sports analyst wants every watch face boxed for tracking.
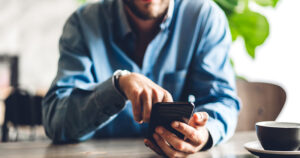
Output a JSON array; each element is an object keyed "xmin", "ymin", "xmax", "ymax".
[
  {"xmin": 113, "ymin": 70, "xmax": 129, "ymax": 99},
  {"xmin": 114, "ymin": 70, "xmax": 131, "ymax": 78},
  {"xmin": 113, "ymin": 70, "xmax": 123, "ymax": 76},
  {"xmin": 114, "ymin": 70, "xmax": 130, "ymax": 75}
]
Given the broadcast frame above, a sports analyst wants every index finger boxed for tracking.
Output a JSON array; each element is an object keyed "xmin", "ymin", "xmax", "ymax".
[{"xmin": 162, "ymin": 90, "xmax": 173, "ymax": 102}]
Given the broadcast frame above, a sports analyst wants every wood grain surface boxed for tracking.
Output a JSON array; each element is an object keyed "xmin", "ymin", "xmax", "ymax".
[{"xmin": 0, "ymin": 131, "xmax": 258, "ymax": 158}]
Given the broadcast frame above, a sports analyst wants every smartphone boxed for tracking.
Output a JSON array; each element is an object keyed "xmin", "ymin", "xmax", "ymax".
[{"xmin": 146, "ymin": 102, "xmax": 195, "ymax": 142}]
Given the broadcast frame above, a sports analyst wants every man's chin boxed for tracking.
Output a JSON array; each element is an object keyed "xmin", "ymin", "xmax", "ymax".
[
  {"xmin": 123, "ymin": 0, "xmax": 167, "ymax": 20},
  {"xmin": 129, "ymin": 6, "xmax": 160, "ymax": 20},
  {"xmin": 135, "ymin": 11, "xmax": 161, "ymax": 20}
]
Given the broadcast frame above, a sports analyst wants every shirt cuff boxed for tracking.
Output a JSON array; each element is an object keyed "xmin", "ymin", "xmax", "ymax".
[
  {"xmin": 93, "ymin": 77, "xmax": 127, "ymax": 118},
  {"xmin": 205, "ymin": 117, "xmax": 223, "ymax": 147},
  {"xmin": 201, "ymin": 129, "xmax": 213, "ymax": 151}
]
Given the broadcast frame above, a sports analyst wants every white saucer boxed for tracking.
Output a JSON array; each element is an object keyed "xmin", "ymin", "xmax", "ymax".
[{"xmin": 244, "ymin": 141, "xmax": 300, "ymax": 158}]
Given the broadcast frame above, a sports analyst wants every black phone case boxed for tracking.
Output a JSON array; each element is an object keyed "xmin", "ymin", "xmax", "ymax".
[{"xmin": 146, "ymin": 102, "xmax": 195, "ymax": 143}]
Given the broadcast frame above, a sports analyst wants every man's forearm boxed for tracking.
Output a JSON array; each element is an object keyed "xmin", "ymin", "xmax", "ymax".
[{"xmin": 42, "ymin": 77, "xmax": 126, "ymax": 143}]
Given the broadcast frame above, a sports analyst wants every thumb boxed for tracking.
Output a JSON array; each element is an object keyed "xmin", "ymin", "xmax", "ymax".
[{"xmin": 190, "ymin": 112, "xmax": 209, "ymax": 127}]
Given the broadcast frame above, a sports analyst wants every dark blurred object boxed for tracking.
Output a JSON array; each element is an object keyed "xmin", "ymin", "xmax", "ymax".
[
  {"xmin": 0, "ymin": 55, "xmax": 19, "ymax": 142},
  {"xmin": 1, "ymin": 89, "xmax": 43, "ymax": 142},
  {"xmin": 0, "ymin": 55, "xmax": 43, "ymax": 142},
  {"xmin": 0, "ymin": 55, "xmax": 18, "ymax": 88},
  {"xmin": 4, "ymin": 89, "xmax": 42, "ymax": 125},
  {"xmin": 235, "ymin": 79, "xmax": 286, "ymax": 131}
]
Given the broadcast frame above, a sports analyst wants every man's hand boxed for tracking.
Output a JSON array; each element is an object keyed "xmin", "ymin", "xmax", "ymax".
[
  {"xmin": 119, "ymin": 73, "xmax": 173, "ymax": 123},
  {"xmin": 144, "ymin": 112, "xmax": 210, "ymax": 158}
]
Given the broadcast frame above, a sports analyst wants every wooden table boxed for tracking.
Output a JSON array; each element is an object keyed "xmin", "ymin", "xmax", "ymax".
[{"xmin": 0, "ymin": 131, "xmax": 258, "ymax": 158}]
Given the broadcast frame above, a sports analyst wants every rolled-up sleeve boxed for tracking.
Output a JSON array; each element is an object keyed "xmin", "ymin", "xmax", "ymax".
[{"xmin": 42, "ymin": 12, "xmax": 126, "ymax": 143}]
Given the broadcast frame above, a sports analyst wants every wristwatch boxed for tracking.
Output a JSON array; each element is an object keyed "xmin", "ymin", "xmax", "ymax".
[{"xmin": 112, "ymin": 69, "xmax": 131, "ymax": 99}]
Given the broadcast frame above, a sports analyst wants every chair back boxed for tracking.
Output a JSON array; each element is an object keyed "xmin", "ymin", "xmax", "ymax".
[
  {"xmin": 236, "ymin": 79, "xmax": 286, "ymax": 131},
  {"xmin": 1, "ymin": 88, "xmax": 43, "ymax": 142}
]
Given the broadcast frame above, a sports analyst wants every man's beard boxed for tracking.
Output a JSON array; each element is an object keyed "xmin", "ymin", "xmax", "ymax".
[{"xmin": 123, "ymin": 0, "xmax": 168, "ymax": 20}]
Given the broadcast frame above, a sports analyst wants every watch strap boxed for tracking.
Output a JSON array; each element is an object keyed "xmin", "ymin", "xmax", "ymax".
[{"xmin": 112, "ymin": 70, "xmax": 131, "ymax": 99}]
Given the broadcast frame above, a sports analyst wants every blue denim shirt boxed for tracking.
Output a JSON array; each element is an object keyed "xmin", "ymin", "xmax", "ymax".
[{"xmin": 42, "ymin": 0, "xmax": 240, "ymax": 146}]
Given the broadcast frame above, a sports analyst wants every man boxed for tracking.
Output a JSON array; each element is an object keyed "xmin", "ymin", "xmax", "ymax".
[{"xmin": 42, "ymin": 0, "xmax": 240, "ymax": 157}]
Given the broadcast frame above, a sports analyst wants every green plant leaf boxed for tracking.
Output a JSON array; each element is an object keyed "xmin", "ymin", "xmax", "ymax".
[
  {"xmin": 77, "ymin": 0, "xmax": 87, "ymax": 4},
  {"xmin": 245, "ymin": 42, "xmax": 256, "ymax": 58},
  {"xmin": 214, "ymin": 0, "xmax": 238, "ymax": 10},
  {"xmin": 254, "ymin": 0, "xmax": 279, "ymax": 7},
  {"xmin": 229, "ymin": 10, "xmax": 269, "ymax": 59},
  {"xmin": 272, "ymin": 0, "xmax": 280, "ymax": 7},
  {"xmin": 229, "ymin": 20, "xmax": 239, "ymax": 41},
  {"xmin": 230, "ymin": 58, "xmax": 235, "ymax": 67}
]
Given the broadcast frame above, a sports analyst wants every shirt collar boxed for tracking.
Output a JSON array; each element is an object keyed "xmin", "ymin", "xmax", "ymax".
[
  {"xmin": 160, "ymin": 0, "xmax": 174, "ymax": 30},
  {"xmin": 115, "ymin": 0, "xmax": 175, "ymax": 40},
  {"xmin": 115, "ymin": 0, "xmax": 132, "ymax": 40}
]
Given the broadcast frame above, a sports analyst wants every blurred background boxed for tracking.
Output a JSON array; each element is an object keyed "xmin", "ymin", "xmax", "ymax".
[{"xmin": 0, "ymin": 0, "xmax": 299, "ymax": 141}]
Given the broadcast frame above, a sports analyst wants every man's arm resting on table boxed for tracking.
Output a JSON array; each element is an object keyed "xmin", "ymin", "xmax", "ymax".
[
  {"xmin": 42, "ymin": 77, "xmax": 127, "ymax": 143},
  {"xmin": 42, "ymin": 11, "xmax": 128, "ymax": 143}
]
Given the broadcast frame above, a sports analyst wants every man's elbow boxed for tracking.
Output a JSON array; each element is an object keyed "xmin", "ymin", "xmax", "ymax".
[
  {"xmin": 43, "ymin": 116, "xmax": 77, "ymax": 143},
  {"xmin": 42, "ymin": 104, "xmax": 79, "ymax": 143}
]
